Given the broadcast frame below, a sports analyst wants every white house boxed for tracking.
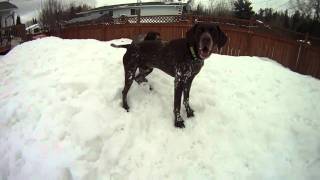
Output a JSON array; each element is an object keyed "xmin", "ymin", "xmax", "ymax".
[
  {"xmin": 66, "ymin": 1, "xmax": 191, "ymax": 24},
  {"xmin": 0, "ymin": 1, "xmax": 17, "ymax": 28},
  {"xmin": 26, "ymin": 23, "xmax": 41, "ymax": 35}
]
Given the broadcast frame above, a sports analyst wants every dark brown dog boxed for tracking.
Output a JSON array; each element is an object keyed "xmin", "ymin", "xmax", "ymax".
[{"xmin": 112, "ymin": 23, "xmax": 227, "ymax": 128}]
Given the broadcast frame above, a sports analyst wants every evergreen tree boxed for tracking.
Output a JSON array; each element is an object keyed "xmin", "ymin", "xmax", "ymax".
[
  {"xmin": 253, "ymin": 6, "xmax": 320, "ymax": 37},
  {"xmin": 257, "ymin": 8, "xmax": 264, "ymax": 19},
  {"xmin": 283, "ymin": 10, "xmax": 290, "ymax": 28},
  {"xmin": 32, "ymin": 18, "xmax": 36, "ymax": 24},
  {"xmin": 264, "ymin": 8, "xmax": 273, "ymax": 22},
  {"xmin": 16, "ymin": 15, "xmax": 21, "ymax": 25},
  {"xmin": 233, "ymin": 0, "xmax": 254, "ymax": 19},
  {"xmin": 291, "ymin": 10, "xmax": 301, "ymax": 30}
]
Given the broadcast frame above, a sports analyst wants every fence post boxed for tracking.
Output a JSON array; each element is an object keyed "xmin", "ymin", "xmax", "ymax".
[
  {"xmin": 76, "ymin": 25, "xmax": 80, "ymax": 39},
  {"xmin": 137, "ymin": 9, "xmax": 141, "ymax": 24},
  {"xmin": 246, "ymin": 18, "xmax": 255, "ymax": 56},
  {"xmin": 295, "ymin": 33, "xmax": 310, "ymax": 73}
]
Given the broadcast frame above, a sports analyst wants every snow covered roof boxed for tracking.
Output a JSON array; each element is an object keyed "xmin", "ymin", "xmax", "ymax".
[
  {"xmin": 26, "ymin": 23, "xmax": 40, "ymax": 31},
  {"xmin": 66, "ymin": 13, "xmax": 104, "ymax": 24},
  {"xmin": 64, "ymin": 13, "xmax": 112, "ymax": 24},
  {"xmin": 78, "ymin": 1, "xmax": 187, "ymax": 15},
  {"xmin": 0, "ymin": 1, "xmax": 17, "ymax": 11}
]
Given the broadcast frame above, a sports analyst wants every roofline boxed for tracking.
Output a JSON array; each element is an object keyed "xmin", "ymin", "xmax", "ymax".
[
  {"xmin": 0, "ymin": 2, "xmax": 18, "ymax": 11},
  {"xmin": 0, "ymin": 9, "xmax": 16, "ymax": 13},
  {"xmin": 0, "ymin": 6, "xmax": 17, "ymax": 11},
  {"xmin": 78, "ymin": 2, "xmax": 187, "ymax": 15}
]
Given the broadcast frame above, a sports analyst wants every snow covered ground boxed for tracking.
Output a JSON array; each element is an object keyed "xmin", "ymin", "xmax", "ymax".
[{"xmin": 0, "ymin": 37, "xmax": 320, "ymax": 180}]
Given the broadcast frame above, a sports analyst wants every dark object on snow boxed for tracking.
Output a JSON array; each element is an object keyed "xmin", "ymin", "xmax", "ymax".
[
  {"xmin": 0, "ymin": 47, "xmax": 11, "ymax": 55},
  {"xmin": 112, "ymin": 23, "xmax": 227, "ymax": 128},
  {"xmin": 140, "ymin": 31, "xmax": 161, "ymax": 41},
  {"xmin": 111, "ymin": 31, "xmax": 160, "ymax": 49}
]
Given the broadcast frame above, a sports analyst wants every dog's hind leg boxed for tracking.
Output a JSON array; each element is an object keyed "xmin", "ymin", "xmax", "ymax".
[
  {"xmin": 135, "ymin": 66, "xmax": 153, "ymax": 90},
  {"xmin": 122, "ymin": 65, "xmax": 137, "ymax": 112},
  {"xmin": 135, "ymin": 67, "xmax": 153, "ymax": 83}
]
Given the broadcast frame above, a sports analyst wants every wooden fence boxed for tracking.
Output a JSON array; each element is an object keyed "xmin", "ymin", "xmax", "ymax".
[{"xmin": 58, "ymin": 15, "xmax": 320, "ymax": 79}]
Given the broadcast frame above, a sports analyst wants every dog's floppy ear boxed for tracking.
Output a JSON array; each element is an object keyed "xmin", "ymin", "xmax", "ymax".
[
  {"xmin": 215, "ymin": 26, "xmax": 227, "ymax": 49},
  {"xmin": 186, "ymin": 24, "xmax": 199, "ymax": 44}
]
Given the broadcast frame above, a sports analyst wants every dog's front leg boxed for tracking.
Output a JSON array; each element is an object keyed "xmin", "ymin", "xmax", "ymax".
[
  {"xmin": 183, "ymin": 77, "xmax": 195, "ymax": 118},
  {"xmin": 174, "ymin": 76, "xmax": 185, "ymax": 128}
]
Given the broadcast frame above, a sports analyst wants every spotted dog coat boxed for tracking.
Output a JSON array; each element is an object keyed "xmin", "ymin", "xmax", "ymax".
[{"xmin": 112, "ymin": 23, "xmax": 227, "ymax": 128}]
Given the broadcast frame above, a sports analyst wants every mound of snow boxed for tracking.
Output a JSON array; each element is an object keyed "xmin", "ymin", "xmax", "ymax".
[{"xmin": 0, "ymin": 37, "xmax": 320, "ymax": 180}]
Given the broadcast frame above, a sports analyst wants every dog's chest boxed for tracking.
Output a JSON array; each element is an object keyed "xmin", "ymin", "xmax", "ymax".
[{"xmin": 175, "ymin": 61, "xmax": 203, "ymax": 80}]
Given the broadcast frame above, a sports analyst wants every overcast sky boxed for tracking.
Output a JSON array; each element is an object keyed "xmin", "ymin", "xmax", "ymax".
[{"xmin": 7, "ymin": 0, "xmax": 290, "ymax": 22}]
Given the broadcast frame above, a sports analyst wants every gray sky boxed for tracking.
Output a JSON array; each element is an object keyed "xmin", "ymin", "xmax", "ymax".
[{"xmin": 7, "ymin": 0, "xmax": 290, "ymax": 22}]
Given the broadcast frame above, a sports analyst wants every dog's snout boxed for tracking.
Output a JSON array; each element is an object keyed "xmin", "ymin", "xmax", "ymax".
[
  {"xmin": 199, "ymin": 32, "xmax": 213, "ymax": 51},
  {"xmin": 203, "ymin": 36, "xmax": 211, "ymax": 44},
  {"xmin": 203, "ymin": 46, "xmax": 209, "ymax": 51},
  {"xmin": 201, "ymin": 32, "xmax": 212, "ymax": 43}
]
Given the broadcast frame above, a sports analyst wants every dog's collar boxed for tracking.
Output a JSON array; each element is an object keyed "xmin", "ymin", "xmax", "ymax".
[{"xmin": 189, "ymin": 46, "xmax": 202, "ymax": 63}]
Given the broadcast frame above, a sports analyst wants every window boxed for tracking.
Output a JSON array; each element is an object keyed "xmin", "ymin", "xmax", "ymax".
[
  {"xmin": 33, "ymin": 28, "xmax": 40, "ymax": 34},
  {"xmin": 131, "ymin": 9, "xmax": 137, "ymax": 15},
  {"xmin": 183, "ymin": 6, "xmax": 187, "ymax": 13},
  {"xmin": 109, "ymin": 10, "xmax": 113, "ymax": 16}
]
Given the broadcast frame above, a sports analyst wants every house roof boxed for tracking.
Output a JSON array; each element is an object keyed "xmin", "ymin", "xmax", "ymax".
[
  {"xmin": 78, "ymin": 1, "xmax": 187, "ymax": 15},
  {"xmin": 95, "ymin": 2, "xmax": 186, "ymax": 10},
  {"xmin": 0, "ymin": 1, "xmax": 17, "ymax": 11},
  {"xmin": 26, "ymin": 23, "xmax": 40, "ymax": 31},
  {"xmin": 65, "ymin": 13, "xmax": 106, "ymax": 24}
]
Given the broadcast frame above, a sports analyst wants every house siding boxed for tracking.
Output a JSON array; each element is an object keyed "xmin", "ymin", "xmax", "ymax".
[
  {"xmin": 66, "ymin": 3, "xmax": 187, "ymax": 24},
  {"xmin": 113, "ymin": 9, "xmax": 131, "ymax": 18},
  {"xmin": 111, "ymin": 5, "xmax": 183, "ymax": 18},
  {"xmin": 140, "ymin": 6, "xmax": 182, "ymax": 16},
  {"xmin": 0, "ymin": 10, "xmax": 15, "ymax": 28}
]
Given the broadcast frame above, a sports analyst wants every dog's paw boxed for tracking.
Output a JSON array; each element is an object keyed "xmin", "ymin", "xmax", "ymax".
[
  {"xmin": 187, "ymin": 112, "xmax": 194, "ymax": 118},
  {"xmin": 135, "ymin": 77, "xmax": 148, "ymax": 84},
  {"xmin": 186, "ymin": 107, "xmax": 194, "ymax": 118},
  {"xmin": 187, "ymin": 109, "xmax": 194, "ymax": 118},
  {"xmin": 122, "ymin": 103, "xmax": 130, "ymax": 112},
  {"xmin": 174, "ymin": 113, "xmax": 185, "ymax": 128},
  {"xmin": 175, "ymin": 121, "xmax": 185, "ymax": 128}
]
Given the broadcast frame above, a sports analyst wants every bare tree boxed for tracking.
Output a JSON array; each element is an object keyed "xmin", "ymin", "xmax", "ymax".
[
  {"xmin": 72, "ymin": 0, "xmax": 95, "ymax": 7},
  {"xmin": 194, "ymin": 0, "xmax": 232, "ymax": 17},
  {"xmin": 38, "ymin": 0, "xmax": 94, "ymax": 31},
  {"xmin": 213, "ymin": 1, "xmax": 232, "ymax": 17},
  {"xmin": 186, "ymin": 0, "xmax": 196, "ymax": 10},
  {"xmin": 68, "ymin": 2, "xmax": 92, "ymax": 19},
  {"xmin": 312, "ymin": 0, "xmax": 320, "ymax": 20},
  {"xmin": 290, "ymin": 0, "xmax": 320, "ymax": 21},
  {"xmin": 39, "ymin": 0, "xmax": 64, "ymax": 31}
]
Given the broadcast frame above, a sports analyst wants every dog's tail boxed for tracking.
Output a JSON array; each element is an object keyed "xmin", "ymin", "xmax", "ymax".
[{"xmin": 111, "ymin": 43, "xmax": 130, "ymax": 49}]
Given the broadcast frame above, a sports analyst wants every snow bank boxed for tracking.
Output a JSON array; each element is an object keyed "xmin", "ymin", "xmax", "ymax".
[{"xmin": 0, "ymin": 37, "xmax": 320, "ymax": 180}]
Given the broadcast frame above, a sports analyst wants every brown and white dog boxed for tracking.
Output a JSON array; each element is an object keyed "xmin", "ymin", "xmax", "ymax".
[{"xmin": 112, "ymin": 23, "xmax": 227, "ymax": 128}]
